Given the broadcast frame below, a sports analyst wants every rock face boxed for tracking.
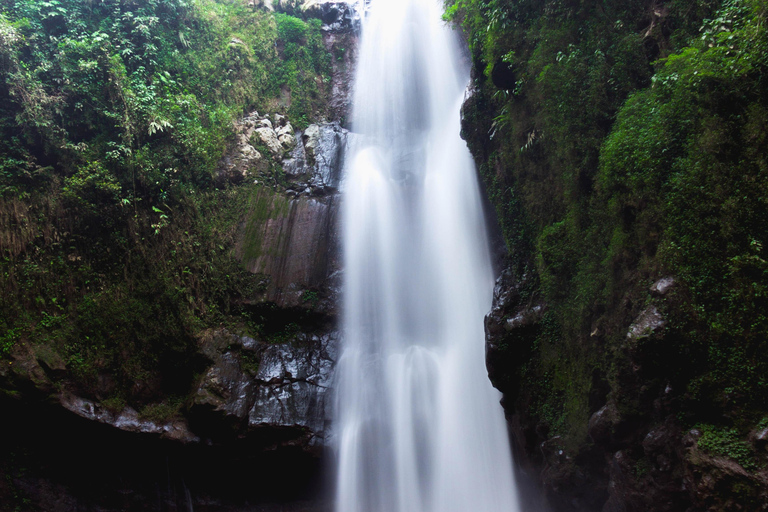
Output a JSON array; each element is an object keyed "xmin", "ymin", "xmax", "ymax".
[
  {"xmin": 626, "ymin": 305, "xmax": 667, "ymax": 342},
  {"xmin": 283, "ymin": 123, "xmax": 349, "ymax": 195},
  {"xmin": 61, "ymin": 393, "xmax": 199, "ymax": 443},
  {"xmin": 303, "ymin": 0, "xmax": 362, "ymax": 32},
  {"xmin": 483, "ymin": 264, "xmax": 768, "ymax": 512},
  {"xmin": 218, "ymin": 111, "xmax": 299, "ymax": 185},
  {"xmin": 232, "ymin": 120, "xmax": 361, "ymax": 310},
  {"xmin": 485, "ymin": 268, "xmax": 545, "ymax": 405},
  {"xmin": 1, "ymin": 4, "xmax": 361, "ymax": 511},
  {"xmin": 271, "ymin": 0, "xmax": 363, "ymax": 32},
  {"xmin": 191, "ymin": 329, "xmax": 337, "ymax": 452},
  {"xmin": 249, "ymin": 333, "xmax": 336, "ymax": 442},
  {"xmin": 237, "ymin": 189, "xmax": 341, "ymax": 309}
]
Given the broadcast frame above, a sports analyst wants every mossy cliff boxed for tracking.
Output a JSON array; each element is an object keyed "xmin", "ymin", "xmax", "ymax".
[
  {"xmin": 449, "ymin": 0, "xmax": 768, "ymax": 509},
  {"xmin": 0, "ymin": 0, "xmax": 356, "ymax": 509}
]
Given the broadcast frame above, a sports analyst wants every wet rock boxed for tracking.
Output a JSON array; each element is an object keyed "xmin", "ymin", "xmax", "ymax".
[
  {"xmin": 460, "ymin": 83, "xmax": 494, "ymax": 155},
  {"xmin": 626, "ymin": 306, "xmax": 667, "ymax": 342},
  {"xmin": 192, "ymin": 330, "xmax": 262, "ymax": 423},
  {"xmin": 540, "ymin": 436, "xmax": 568, "ymax": 466},
  {"xmin": 604, "ymin": 450, "xmax": 638, "ymax": 512},
  {"xmin": 588, "ymin": 402, "xmax": 620, "ymax": 444},
  {"xmin": 239, "ymin": 136, "xmax": 263, "ymax": 162},
  {"xmin": 485, "ymin": 268, "xmax": 522, "ymax": 336},
  {"xmin": 682, "ymin": 428, "xmax": 768, "ymax": 511},
  {"xmin": 248, "ymin": 0, "xmax": 274, "ymax": 11},
  {"xmin": 642, "ymin": 426, "xmax": 670, "ymax": 456},
  {"xmin": 303, "ymin": 125, "xmax": 322, "ymax": 163},
  {"xmin": 249, "ymin": 332, "xmax": 338, "ymax": 447},
  {"xmin": 1, "ymin": 343, "xmax": 54, "ymax": 393},
  {"xmin": 217, "ymin": 111, "xmax": 302, "ymax": 185},
  {"xmin": 752, "ymin": 427, "xmax": 768, "ymax": 451},
  {"xmin": 642, "ymin": 423, "xmax": 680, "ymax": 474},
  {"xmin": 302, "ymin": 0, "xmax": 362, "ymax": 32},
  {"xmin": 217, "ymin": 112, "xmax": 271, "ymax": 184},
  {"xmin": 650, "ymin": 276, "xmax": 676, "ymax": 296},
  {"xmin": 238, "ymin": 192, "xmax": 340, "ymax": 309},
  {"xmin": 283, "ymin": 122, "xmax": 349, "ymax": 194},
  {"xmin": 504, "ymin": 304, "xmax": 545, "ymax": 331},
  {"xmin": 276, "ymin": 121, "xmax": 297, "ymax": 150},
  {"xmin": 324, "ymin": 30, "xmax": 358, "ymax": 122},
  {"xmin": 194, "ymin": 351, "xmax": 255, "ymax": 422},
  {"xmin": 34, "ymin": 345, "xmax": 67, "ymax": 378},
  {"xmin": 270, "ymin": 0, "xmax": 362, "ymax": 31},
  {"xmin": 60, "ymin": 393, "xmax": 199, "ymax": 443},
  {"xmin": 192, "ymin": 329, "xmax": 337, "ymax": 451},
  {"xmin": 485, "ymin": 268, "xmax": 544, "ymax": 398}
]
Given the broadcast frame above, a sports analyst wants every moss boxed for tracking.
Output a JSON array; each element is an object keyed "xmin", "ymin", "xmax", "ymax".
[
  {"xmin": 696, "ymin": 424, "xmax": 757, "ymax": 470},
  {"xmin": 138, "ymin": 399, "xmax": 184, "ymax": 423},
  {"xmin": 301, "ymin": 290, "xmax": 319, "ymax": 309},
  {"xmin": 100, "ymin": 396, "xmax": 127, "ymax": 414},
  {"xmin": 0, "ymin": 327, "xmax": 20, "ymax": 358},
  {"xmin": 241, "ymin": 186, "xmax": 291, "ymax": 264},
  {"xmin": 238, "ymin": 350, "xmax": 260, "ymax": 376}
]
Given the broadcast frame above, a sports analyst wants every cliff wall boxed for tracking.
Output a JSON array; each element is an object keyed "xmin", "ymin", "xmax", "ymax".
[{"xmin": 451, "ymin": 0, "xmax": 768, "ymax": 509}]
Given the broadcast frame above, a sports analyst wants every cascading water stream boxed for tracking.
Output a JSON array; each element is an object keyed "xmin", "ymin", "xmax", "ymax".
[{"xmin": 336, "ymin": 0, "xmax": 523, "ymax": 511}]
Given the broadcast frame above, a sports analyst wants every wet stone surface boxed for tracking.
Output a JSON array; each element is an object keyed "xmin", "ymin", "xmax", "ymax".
[{"xmin": 192, "ymin": 329, "xmax": 338, "ymax": 451}]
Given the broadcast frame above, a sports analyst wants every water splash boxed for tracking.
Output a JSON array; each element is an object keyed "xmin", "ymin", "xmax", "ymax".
[{"xmin": 336, "ymin": 0, "xmax": 523, "ymax": 511}]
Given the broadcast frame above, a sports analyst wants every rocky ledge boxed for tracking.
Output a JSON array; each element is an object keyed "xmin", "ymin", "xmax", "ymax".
[
  {"xmin": 485, "ymin": 270, "xmax": 768, "ymax": 511},
  {"xmin": 192, "ymin": 328, "xmax": 338, "ymax": 452}
]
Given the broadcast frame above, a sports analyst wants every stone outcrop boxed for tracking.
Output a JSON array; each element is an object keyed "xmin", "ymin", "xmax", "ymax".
[
  {"xmin": 249, "ymin": 332, "xmax": 336, "ymax": 443},
  {"xmin": 60, "ymin": 393, "xmax": 199, "ymax": 443},
  {"xmin": 237, "ymin": 189, "xmax": 341, "ymax": 309},
  {"xmin": 217, "ymin": 112, "xmax": 298, "ymax": 185},
  {"xmin": 191, "ymin": 329, "xmax": 337, "ymax": 452},
  {"xmin": 324, "ymin": 28, "xmax": 358, "ymax": 121},
  {"xmin": 303, "ymin": 0, "xmax": 362, "ymax": 32},
  {"xmin": 482, "ymin": 264, "xmax": 768, "ymax": 512},
  {"xmin": 626, "ymin": 305, "xmax": 667, "ymax": 343},
  {"xmin": 484, "ymin": 268, "xmax": 546, "ymax": 404},
  {"xmin": 283, "ymin": 122, "xmax": 350, "ymax": 195},
  {"xmin": 230, "ymin": 120, "xmax": 357, "ymax": 310}
]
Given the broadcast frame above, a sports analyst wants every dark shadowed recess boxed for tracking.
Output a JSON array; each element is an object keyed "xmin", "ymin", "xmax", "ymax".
[{"xmin": 0, "ymin": 396, "xmax": 330, "ymax": 512}]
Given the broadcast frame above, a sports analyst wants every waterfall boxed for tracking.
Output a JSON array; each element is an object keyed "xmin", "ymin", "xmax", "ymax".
[{"xmin": 336, "ymin": 0, "xmax": 522, "ymax": 511}]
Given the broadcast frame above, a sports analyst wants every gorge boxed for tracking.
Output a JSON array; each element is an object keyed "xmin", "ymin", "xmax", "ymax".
[{"xmin": 1, "ymin": 0, "xmax": 767, "ymax": 511}]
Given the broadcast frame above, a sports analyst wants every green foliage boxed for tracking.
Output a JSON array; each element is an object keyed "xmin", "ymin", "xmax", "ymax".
[
  {"xmin": 599, "ymin": 0, "xmax": 768, "ymax": 408},
  {"xmin": 301, "ymin": 290, "xmax": 319, "ymax": 308},
  {"xmin": 275, "ymin": 12, "xmax": 308, "ymax": 43},
  {"xmin": 696, "ymin": 424, "xmax": 757, "ymax": 469},
  {"xmin": 0, "ymin": 0, "xmax": 330, "ymax": 199},
  {"xmin": 451, "ymin": 0, "xmax": 768, "ymax": 453},
  {"xmin": 536, "ymin": 220, "xmax": 576, "ymax": 302},
  {"xmin": 62, "ymin": 162, "xmax": 122, "ymax": 215},
  {"xmin": 0, "ymin": 326, "xmax": 20, "ymax": 357},
  {"xmin": 270, "ymin": 15, "xmax": 331, "ymax": 128},
  {"xmin": 139, "ymin": 398, "xmax": 184, "ymax": 422},
  {"xmin": 0, "ymin": 0, "xmax": 334, "ymax": 403}
]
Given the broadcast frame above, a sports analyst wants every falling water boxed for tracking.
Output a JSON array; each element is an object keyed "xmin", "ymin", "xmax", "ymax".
[{"xmin": 336, "ymin": 0, "xmax": 522, "ymax": 511}]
